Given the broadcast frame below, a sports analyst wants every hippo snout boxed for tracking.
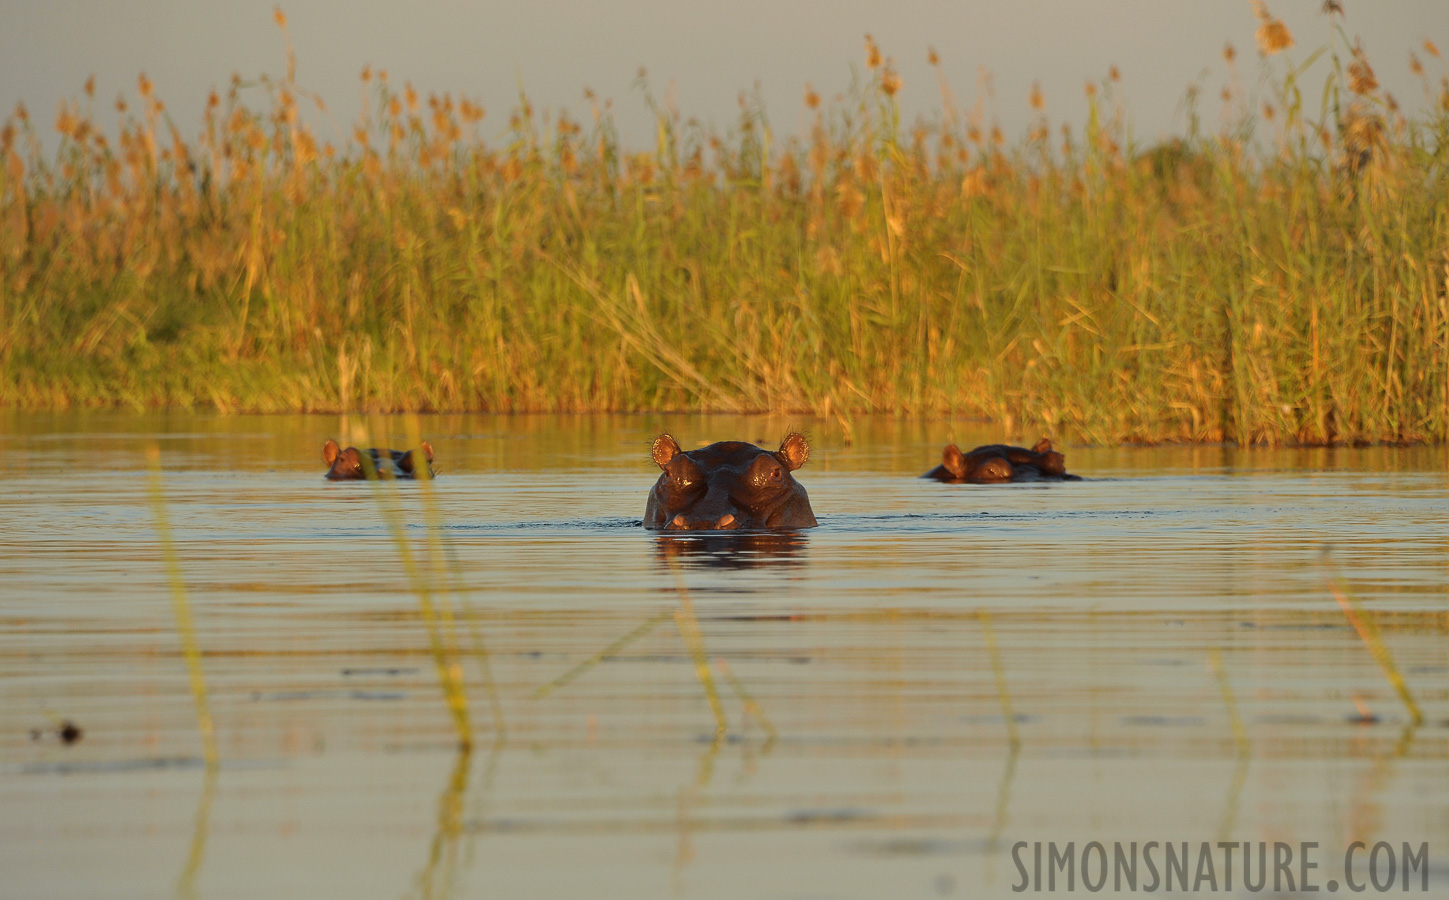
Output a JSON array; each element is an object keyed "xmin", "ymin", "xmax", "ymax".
[{"xmin": 669, "ymin": 512, "xmax": 739, "ymax": 531}]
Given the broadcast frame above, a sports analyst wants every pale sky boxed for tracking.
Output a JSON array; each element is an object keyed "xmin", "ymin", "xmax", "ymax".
[{"xmin": 5, "ymin": 1, "xmax": 1448, "ymax": 154}]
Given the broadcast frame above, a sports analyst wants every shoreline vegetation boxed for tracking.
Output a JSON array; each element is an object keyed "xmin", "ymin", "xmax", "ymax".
[{"xmin": 3, "ymin": 5, "xmax": 1449, "ymax": 445}]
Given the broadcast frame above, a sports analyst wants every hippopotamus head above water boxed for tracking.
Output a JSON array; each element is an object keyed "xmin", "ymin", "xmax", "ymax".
[
  {"xmin": 645, "ymin": 433, "xmax": 818, "ymax": 530},
  {"xmin": 923, "ymin": 438, "xmax": 1078, "ymax": 484},
  {"xmin": 322, "ymin": 439, "xmax": 434, "ymax": 481}
]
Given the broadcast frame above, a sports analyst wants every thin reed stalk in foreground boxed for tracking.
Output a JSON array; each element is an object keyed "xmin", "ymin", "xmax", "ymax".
[
  {"xmin": 713, "ymin": 657, "xmax": 777, "ymax": 744},
  {"xmin": 668, "ymin": 565, "xmax": 728, "ymax": 737},
  {"xmin": 401, "ymin": 413, "xmax": 505, "ymax": 736},
  {"xmin": 1207, "ymin": 665, "xmax": 1251, "ymax": 846},
  {"xmin": 532, "ymin": 610, "xmax": 672, "ymax": 700},
  {"xmin": 1321, "ymin": 548, "xmax": 1424, "ymax": 726},
  {"xmin": 354, "ymin": 422, "xmax": 473, "ymax": 749},
  {"xmin": 1208, "ymin": 649, "xmax": 1251, "ymax": 755},
  {"xmin": 414, "ymin": 745, "xmax": 472, "ymax": 900},
  {"xmin": 175, "ymin": 766, "xmax": 218, "ymax": 900},
  {"xmin": 532, "ymin": 566, "xmax": 733, "ymax": 738},
  {"xmin": 144, "ymin": 444, "xmax": 218, "ymax": 769},
  {"xmin": 978, "ymin": 610, "xmax": 1020, "ymax": 749}
]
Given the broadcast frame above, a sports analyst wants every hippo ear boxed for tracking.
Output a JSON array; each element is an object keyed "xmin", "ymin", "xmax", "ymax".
[
  {"xmin": 419, "ymin": 441, "xmax": 434, "ymax": 462},
  {"xmin": 777, "ymin": 433, "xmax": 810, "ymax": 470},
  {"xmin": 323, "ymin": 440, "xmax": 341, "ymax": 466},
  {"xmin": 651, "ymin": 434, "xmax": 682, "ymax": 469},
  {"xmin": 942, "ymin": 444, "xmax": 968, "ymax": 479},
  {"xmin": 1032, "ymin": 437, "xmax": 1053, "ymax": 453}
]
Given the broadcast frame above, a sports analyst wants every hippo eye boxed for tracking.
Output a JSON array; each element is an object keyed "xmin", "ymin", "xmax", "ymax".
[
  {"xmin": 668, "ymin": 460, "xmax": 704, "ymax": 493},
  {"xmin": 744, "ymin": 458, "xmax": 785, "ymax": 493}
]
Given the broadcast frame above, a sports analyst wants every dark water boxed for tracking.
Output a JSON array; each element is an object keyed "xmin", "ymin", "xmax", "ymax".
[{"xmin": 3, "ymin": 412, "xmax": 1447, "ymax": 899}]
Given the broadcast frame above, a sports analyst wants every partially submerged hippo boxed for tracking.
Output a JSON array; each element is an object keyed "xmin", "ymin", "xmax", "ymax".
[
  {"xmin": 645, "ymin": 433, "xmax": 817, "ymax": 530},
  {"xmin": 923, "ymin": 438, "xmax": 1079, "ymax": 484},
  {"xmin": 322, "ymin": 439, "xmax": 434, "ymax": 480}
]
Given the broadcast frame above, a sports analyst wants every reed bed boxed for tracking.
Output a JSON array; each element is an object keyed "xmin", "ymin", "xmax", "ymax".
[{"xmin": 4, "ymin": 6, "xmax": 1449, "ymax": 444}]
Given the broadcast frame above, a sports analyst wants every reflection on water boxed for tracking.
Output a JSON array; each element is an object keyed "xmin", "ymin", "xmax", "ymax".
[
  {"xmin": 1, "ymin": 412, "xmax": 1447, "ymax": 899},
  {"xmin": 654, "ymin": 530, "xmax": 809, "ymax": 570}
]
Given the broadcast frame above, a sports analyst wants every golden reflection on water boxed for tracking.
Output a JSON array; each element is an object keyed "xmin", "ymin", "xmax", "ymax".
[{"xmin": 1, "ymin": 413, "xmax": 1447, "ymax": 899}]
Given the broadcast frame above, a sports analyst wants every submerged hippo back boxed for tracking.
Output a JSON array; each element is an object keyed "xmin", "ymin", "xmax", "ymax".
[
  {"xmin": 645, "ymin": 433, "xmax": 817, "ymax": 530},
  {"xmin": 924, "ymin": 437, "xmax": 1075, "ymax": 484}
]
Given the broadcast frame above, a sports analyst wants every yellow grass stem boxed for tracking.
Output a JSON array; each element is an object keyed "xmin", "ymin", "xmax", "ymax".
[
  {"xmin": 402, "ymin": 413, "xmax": 505, "ymax": 736},
  {"xmin": 1208, "ymin": 649, "xmax": 1251, "ymax": 755},
  {"xmin": 668, "ymin": 565, "xmax": 727, "ymax": 737},
  {"xmin": 437, "ymin": 550, "xmax": 505, "ymax": 736},
  {"xmin": 983, "ymin": 741, "xmax": 1020, "ymax": 888},
  {"xmin": 461, "ymin": 596, "xmax": 505, "ymax": 736},
  {"xmin": 532, "ymin": 609, "xmax": 672, "ymax": 700},
  {"xmin": 1322, "ymin": 550, "xmax": 1424, "ymax": 726},
  {"xmin": 672, "ymin": 732, "xmax": 723, "ymax": 889},
  {"xmin": 144, "ymin": 444, "xmax": 218, "ymax": 770},
  {"xmin": 175, "ymin": 765, "xmax": 218, "ymax": 900},
  {"xmin": 978, "ymin": 610, "xmax": 1020, "ymax": 749},
  {"xmin": 357, "ymin": 423, "xmax": 472, "ymax": 749},
  {"xmin": 1217, "ymin": 753, "xmax": 1251, "ymax": 844},
  {"xmin": 415, "ymin": 746, "xmax": 472, "ymax": 900},
  {"xmin": 1209, "ymin": 646, "xmax": 1252, "ymax": 842},
  {"xmin": 713, "ymin": 657, "xmax": 777, "ymax": 744}
]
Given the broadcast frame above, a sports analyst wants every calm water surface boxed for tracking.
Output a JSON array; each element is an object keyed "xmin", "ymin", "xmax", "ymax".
[{"xmin": 3, "ymin": 412, "xmax": 1447, "ymax": 899}]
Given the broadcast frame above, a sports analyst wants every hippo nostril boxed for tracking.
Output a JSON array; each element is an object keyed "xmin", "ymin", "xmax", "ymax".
[
  {"xmin": 716, "ymin": 514, "xmax": 735, "ymax": 529},
  {"xmin": 672, "ymin": 514, "xmax": 688, "ymax": 529}
]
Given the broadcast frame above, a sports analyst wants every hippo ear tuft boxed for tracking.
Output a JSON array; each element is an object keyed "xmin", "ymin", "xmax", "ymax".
[
  {"xmin": 778, "ymin": 432, "xmax": 810, "ymax": 470},
  {"xmin": 942, "ymin": 444, "xmax": 968, "ymax": 479},
  {"xmin": 419, "ymin": 441, "xmax": 434, "ymax": 462},
  {"xmin": 652, "ymin": 434, "xmax": 681, "ymax": 469},
  {"xmin": 323, "ymin": 439, "xmax": 341, "ymax": 466},
  {"xmin": 1032, "ymin": 437, "xmax": 1053, "ymax": 453}
]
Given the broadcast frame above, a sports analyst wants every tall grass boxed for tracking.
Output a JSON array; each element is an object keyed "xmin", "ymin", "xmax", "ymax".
[{"xmin": 3, "ymin": 7, "xmax": 1449, "ymax": 444}]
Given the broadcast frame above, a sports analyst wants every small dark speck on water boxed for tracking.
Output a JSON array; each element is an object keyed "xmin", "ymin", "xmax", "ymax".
[
  {"xmin": 30, "ymin": 721, "xmax": 83, "ymax": 745},
  {"xmin": 1122, "ymin": 715, "xmax": 1204, "ymax": 727},
  {"xmin": 1255, "ymin": 714, "xmax": 1322, "ymax": 725},
  {"xmin": 851, "ymin": 837, "xmax": 987, "ymax": 857},
  {"xmin": 788, "ymin": 808, "xmax": 871, "ymax": 824}
]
